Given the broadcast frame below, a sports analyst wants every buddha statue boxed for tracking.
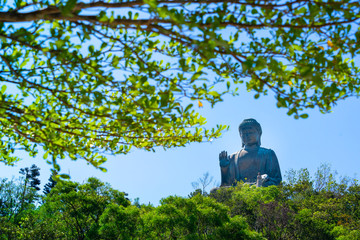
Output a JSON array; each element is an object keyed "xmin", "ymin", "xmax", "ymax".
[{"xmin": 219, "ymin": 118, "xmax": 282, "ymax": 187}]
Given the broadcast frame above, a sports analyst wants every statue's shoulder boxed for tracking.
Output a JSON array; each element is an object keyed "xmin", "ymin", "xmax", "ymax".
[
  {"xmin": 259, "ymin": 147, "xmax": 276, "ymax": 155},
  {"xmin": 259, "ymin": 147, "xmax": 279, "ymax": 162},
  {"xmin": 229, "ymin": 151, "xmax": 241, "ymax": 159}
]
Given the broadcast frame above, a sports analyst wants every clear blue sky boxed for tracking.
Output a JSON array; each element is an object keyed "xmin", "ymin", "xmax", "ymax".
[{"xmin": 1, "ymin": 86, "xmax": 359, "ymax": 205}]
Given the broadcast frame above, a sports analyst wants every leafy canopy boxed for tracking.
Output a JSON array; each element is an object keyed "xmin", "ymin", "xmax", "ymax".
[{"xmin": 0, "ymin": 0, "xmax": 359, "ymax": 170}]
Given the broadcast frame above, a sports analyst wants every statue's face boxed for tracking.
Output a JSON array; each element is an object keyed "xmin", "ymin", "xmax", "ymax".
[{"xmin": 240, "ymin": 125, "xmax": 260, "ymax": 146}]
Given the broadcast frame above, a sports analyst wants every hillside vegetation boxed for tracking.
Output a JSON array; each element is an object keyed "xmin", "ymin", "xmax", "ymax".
[{"xmin": 1, "ymin": 164, "xmax": 359, "ymax": 239}]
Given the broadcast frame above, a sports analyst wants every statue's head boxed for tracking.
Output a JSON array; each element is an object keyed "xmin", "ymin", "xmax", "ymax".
[{"xmin": 238, "ymin": 118, "xmax": 262, "ymax": 147}]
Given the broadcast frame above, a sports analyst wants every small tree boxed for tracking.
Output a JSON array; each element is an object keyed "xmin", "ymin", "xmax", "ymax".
[
  {"xmin": 19, "ymin": 164, "xmax": 41, "ymax": 191},
  {"xmin": 43, "ymin": 170, "xmax": 57, "ymax": 195},
  {"xmin": 191, "ymin": 172, "xmax": 214, "ymax": 196}
]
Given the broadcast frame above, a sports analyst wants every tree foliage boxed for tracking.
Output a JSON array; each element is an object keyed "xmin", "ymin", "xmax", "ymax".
[
  {"xmin": 211, "ymin": 165, "xmax": 360, "ymax": 240},
  {"xmin": 42, "ymin": 170, "xmax": 57, "ymax": 195},
  {"xmin": 0, "ymin": 176, "xmax": 40, "ymax": 238},
  {"xmin": 0, "ymin": 164, "xmax": 359, "ymax": 239},
  {"xmin": 1, "ymin": 0, "xmax": 359, "ymax": 168},
  {"xmin": 41, "ymin": 177, "xmax": 130, "ymax": 239},
  {"xmin": 19, "ymin": 164, "xmax": 41, "ymax": 191}
]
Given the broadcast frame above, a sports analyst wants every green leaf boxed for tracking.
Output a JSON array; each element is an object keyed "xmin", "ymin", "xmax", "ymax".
[
  {"xmin": 1, "ymin": 85, "xmax": 6, "ymax": 94},
  {"xmin": 184, "ymin": 104, "xmax": 193, "ymax": 112},
  {"xmin": 295, "ymin": 7, "xmax": 307, "ymax": 15},
  {"xmin": 59, "ymin": 174, "xmax": 70, "ymax": 179},
  {"xmin": 292, "ymin": 45, "xmax": 302, "ymax": 51},
  {"xmin": 300, "ymin": 113, "xmax": 309, "ymax": 119},
  {"xmin": 61, "ymin": 0, "xmax": 77, "ymax": 15}
]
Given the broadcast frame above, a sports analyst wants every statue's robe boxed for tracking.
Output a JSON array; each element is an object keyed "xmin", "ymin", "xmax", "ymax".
[{"xmin": 221, "ymin": 147, "xmax": 282, "ymax": 187}]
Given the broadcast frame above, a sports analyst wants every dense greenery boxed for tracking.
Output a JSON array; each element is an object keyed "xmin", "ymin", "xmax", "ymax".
[
  {"xmin": 1, "ymin": 0, "xmax": 360, "ymax": 170},
  {"xmin": 1, "ymin": 164, "xmax": 359, "ymax": 239}
]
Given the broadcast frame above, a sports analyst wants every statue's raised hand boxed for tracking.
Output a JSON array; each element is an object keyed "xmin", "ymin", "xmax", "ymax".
[{"xmin": 219, "ymin": 151, "xmax": 230, "ymax": 167}]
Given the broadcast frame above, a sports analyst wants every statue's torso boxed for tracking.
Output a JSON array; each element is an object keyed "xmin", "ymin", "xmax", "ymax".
[
  {"xmin": 225, "ymin": 147, "xmax": 281, "ymax": 186},
  {"xmin": 234, "ymin": 148, "xmax": 268, "ymax": 183}
]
